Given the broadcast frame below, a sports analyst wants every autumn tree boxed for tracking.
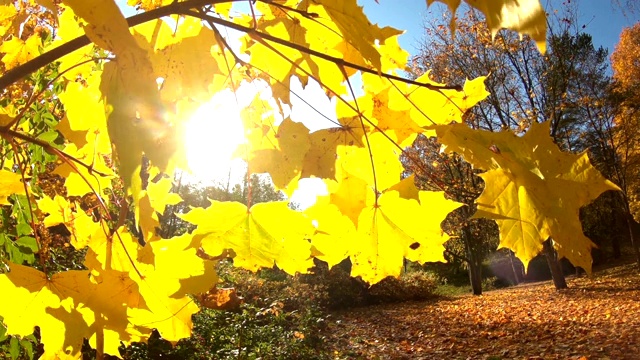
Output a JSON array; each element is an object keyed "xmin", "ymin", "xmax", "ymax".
[
  {"xmin": 402, "ymin": 136, "xmax": 498, "ymax": 295},
  {"xmin": 412, "ymin": 6, "xmax": 621, "ymax": 289},
  {"xmin": 160, "ymin": 173, "xmax": 285, "ymax": 238},
  {"xmin": 610, "ymin": 21, "xmax": 640, "ymax": 267},
  {"xmin": 0, "ymin": 0, "xmax": 617, "ymax": 357}
]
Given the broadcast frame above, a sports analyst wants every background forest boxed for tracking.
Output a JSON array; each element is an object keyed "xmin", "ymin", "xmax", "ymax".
[{"xmin": 1, "ymin": 0, "xmax": 640, "ymax": 359}]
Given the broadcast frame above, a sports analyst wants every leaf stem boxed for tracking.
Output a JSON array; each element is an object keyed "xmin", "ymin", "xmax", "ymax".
[{"xmin": 340, "ymin": 65, "xmax": 379, "ymax": 202}]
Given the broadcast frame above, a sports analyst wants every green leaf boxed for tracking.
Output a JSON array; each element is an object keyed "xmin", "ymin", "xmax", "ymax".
[
  {"xmin": 20, "ymin": 339, "xmax": 33, "ymax": 360},
  {"xmin": 16, "ymin": 237, "xmax": 38, "ymax": 254},
  {"xmin": 0, "ymin": 318, "xmax": 7, "ymax": 342},
  {"xmin": 6, "ymin": 237, "xmax": 38, "ymax": 265},
  {"xmin": 16, "ymin": 223, "xmax": 32, "ymax": 237},
  {"xmin": 36, "ymin": 130, "xmax": 60, "ymax": 144},
  {"xmin": 9, "ymin": 337, "xmax": 19, "ymax": 359},
  {"xmin": 10, "ymin": 194, "xmax": 32, "ymax": 223}
]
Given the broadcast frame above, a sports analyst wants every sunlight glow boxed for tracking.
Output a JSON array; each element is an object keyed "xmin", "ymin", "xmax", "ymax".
[
  {"xmin": 184, "ymin": 89, "xmax": 248, "ymax": 183},
  {"xmin": 290, "ymin": 178, "xmax": 328, "ymax": 210},
  {"xmin": 183, "ymin": 82, "xmax": 332, "ymax": 209}
]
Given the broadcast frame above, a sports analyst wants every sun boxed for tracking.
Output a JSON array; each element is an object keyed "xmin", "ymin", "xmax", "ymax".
[
  {"xmin": 183, "ymin": 89, "xmax": 248, "ymax": 183},
  {"xmin": 182, "ymin": 83, "xmax": 330, "ymax": 208}
]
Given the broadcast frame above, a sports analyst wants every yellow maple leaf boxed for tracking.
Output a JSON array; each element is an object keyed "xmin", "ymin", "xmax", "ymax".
[
  {"xmin": 324, "ymin": 173, "xmax": 369, "ymax": 225},
  {"xmin": 48, "ymin": 6, "xmax": 95, "ymax": 80},
  {"xmin": 0, "ymin": 253, "xmax": 208, "ymax": 358},
  {"xmin": 84, "ymin": 227, "xmax": 216, "ymax": 344},
  {"xmin": 387, "ymin": 174, "xmax": 420, "ymax": 201},
  {"xmin": 128, "ymin": 237, "xmax": 215, "ymax": 343},
  {"xmin": 37, "ymin": 195, "xmax": 100, "ymax": 249},
  {"xmin": 84, "ymin": 227, "xmax": 142, "ymax": 273},
  {"xmin": 305, "ymin": 198, "xmax": 357, "ymax": 268},
  {"xmin": 404, "ymin": 191, "xmax": 464, "ymax": 264},
  {"xmin": 406, "ymin": 73, "xmax": 490, "ymax": 131},
  {"xmin": 313, "ymin": 0, "xmax": 402, "ymax": 70},
  {"xmin": 340, "ymin": 132, "xmax": 404, "ymax": 190},
  {"xmin": 58, "ymin": 71, "xmax": 112, "ymax": 153},
  {"xmin": 366, "ymin": 87, "xmax": 420, "ymax": 147},
  {"xmin": 351, "ymin": 190, "xmax": 462, "ymax": 284},
  {"xmin": 0, "ymin": 5, "xmax": 18, "ymax": 37},
  {"xmin": 132, "ymin": 17, "xmax": 226, "ymax": 102},
  {"xmin": 53, "ymin": 143, "xmax": 114, "ymax": 197},
  {"xmin": 61, "ymin": 0, "xmax": 175, "ymax": 190},
  {"xmin": 56, "ymin": 115, "xmax": 88, "ymax": 149},
  {"xmin": 377, "ymin": 34, "xmax": 410, "ymax": 73},
  {"xmin": 136, "ymin": 176, "xmax": 182, "ymax": 242},
  {"xmin": 100, "ymin": 59, "xmax": 175, "ymax": 191},
  {"xmin": 62, "ymin": 0, "xmax": 136, "ymax": 55},
  {"xmin": 82, "ymin": 268, "xmax": 145, "ymax": 355},
  {"xmin": 0, "ymin": 170, "xmax": 25, "ymax": 205},
  {"xmin": 435, "ymin": 121, "xmax": 620, "ymax": 272},
  {"xmin": 301, "ymin": 116, "xmax": 366, "ymax": 181},
  {"xmin": 137, "ymin": 233, "xmax": 217, "ymax": 298},
  {"xmin": 181, "ymin": 201, "xmax": 315, "ymax": 275},
  {"xmin": 427, "ymin": 0, "xmax": 547, "ymax": 52},
  {"xmin": 0, "ymin": 35, "xmax": 41, "ymax": 70},
  {"xmin": 245, "ymin": 1, "xmax": 352, "ymax": 105},
  {"xmin": 0, "ymin": 263, "xmax": 90, "ymax": 359},
  {"xmin": 127, "ymin": 0, "xmax": 172, "ymax": 11},
  {"xmin": 245, "ymin": 118, "xmax": 311, "ymax": 192}
]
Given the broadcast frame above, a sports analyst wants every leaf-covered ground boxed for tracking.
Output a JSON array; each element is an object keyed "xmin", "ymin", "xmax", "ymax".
[{"xmin": 326, "ymin": 263, "xmax": 640, "ymax": 360}]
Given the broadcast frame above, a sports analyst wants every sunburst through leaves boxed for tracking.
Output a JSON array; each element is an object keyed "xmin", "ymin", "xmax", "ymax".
[{"xmin": 0, "ymin": 0, "xmax": 618, "ymax": 358}]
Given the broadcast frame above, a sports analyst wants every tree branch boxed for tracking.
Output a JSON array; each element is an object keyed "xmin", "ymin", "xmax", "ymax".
[
  {"xmin": 1, "ymin": 0, "xmax": 462, "ymax": 93},
  {"xmin": 0, "ymin": 0, "xmax": 234, "ymax": 90}
]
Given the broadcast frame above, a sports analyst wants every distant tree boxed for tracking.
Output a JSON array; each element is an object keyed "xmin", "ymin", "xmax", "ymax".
[
  {"xmin": 413, "ymin": 6, "xmax": 623, "ymax": 288},
  {"xmin": 402, "ymin": 136, "xmax": 498, "ymax": 295},
  {"xmin": 160, "ymin": 172, "xmax": 285, "ymax": 238},
  {"xmin": 610, "ymin": 22, "xmax": 640, "ymax": 268}
]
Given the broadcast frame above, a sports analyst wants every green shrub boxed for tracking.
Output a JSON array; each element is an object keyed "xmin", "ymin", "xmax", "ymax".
[
  {"xmin": 421, "ymin": 261, "xmax": 471, "ymax": 286},
  {"xmin": 481, "ymin": 276, "xmax": 510, "ymax": 291},
  {"xmin": 367, "ymin": 271, "xmax": 438, "ymax": 304},
  {"xmin": 302, "ymin": 261, "xmax": 369, "ymax": 309},
  {"xmin": 113, "ymin": 260, "xmax": 439, "ymax": 358},
  {"xmin": 301, "ymin": 260, "xmax": 438, "ymax": 309},
  {"xmin": 116, "ymin": 303, "xmax": 329, "ymax": 359}
]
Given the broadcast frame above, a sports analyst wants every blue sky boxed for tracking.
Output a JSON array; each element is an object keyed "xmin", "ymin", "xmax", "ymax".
[
  {"xmin": 113, "ymin": 0, "xmax": 638, "ymax": 198},
  {"xmin": 360, "ymin": 0, "xmax": 639, "ymax": 58},
  {"xmin": 118, "ymin": 1, "xmax": 638, "ymax": 57}
]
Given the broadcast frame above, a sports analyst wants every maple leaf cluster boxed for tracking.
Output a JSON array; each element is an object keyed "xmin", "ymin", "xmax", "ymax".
[{"xmin": 0, "ymin": 0, "xmax": 617, "ymax": 358}]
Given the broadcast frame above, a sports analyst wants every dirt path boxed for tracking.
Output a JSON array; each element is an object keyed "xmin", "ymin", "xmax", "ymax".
[{"xmin": 326, "ymin": 264, "xmax": 640, "ymax": 360}]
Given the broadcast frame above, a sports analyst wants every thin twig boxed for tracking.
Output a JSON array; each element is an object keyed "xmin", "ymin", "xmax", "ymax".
[
  {"xmin": 3, "ymin": 128, "xmax": 112, "ymax": 177},
  {"xmin": 183, "ymin": 10, "xmax": 462, "ymax": 92},
  {"xmin": 1, "ymin": 0, "xmax": 461, "ymax": 93},
  {"xmin": 0, "ymin": 0, "xmax": 241, "ymax": 90},
  {"xmin": 243, "ymin": 26, "xmax": 448, "ymax": 192},
  {"xmin": 3, "ymin": 57, "xmax": 110, "ymax": 131},
  {"xmin": 340, "ymin": 64, "xmax": 379, "ymax": 201},
  {"xmin": 5, "ymin": 137, "xmax": 43, "ymax": 266}
]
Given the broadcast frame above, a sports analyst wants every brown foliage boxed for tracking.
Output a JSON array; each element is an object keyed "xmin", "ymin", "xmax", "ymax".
[
  {"xmin": 197, "ymin": 287, "xmax": 243, "ymax": 311},
  {"xmin": 327, "ymin": 263, "xmax": 640, "ymax": 359},
  {"xmin": 611, "ymin": 22, "xmax": 640, "ymax": 221},
  {"xmin": 611, "ymin": 23, "xmax": 640, "ymax": 92}
]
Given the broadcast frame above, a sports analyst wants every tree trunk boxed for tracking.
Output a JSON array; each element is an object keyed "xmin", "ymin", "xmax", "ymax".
[
  {"xmin": 624, "ymin": 214, "xmax": 640, "ymax": 270},
  {"xmin": 468, "ymin": 260, "xmax": 483, "ymax": 295},
  {"xmin": 544, "ymin": 239, "xmax": 567, "ymax": 290},
  {"xmin": 462, "ymin": 225, "xmax": 483, "ymax": 295},
  {"xmin": 612, "ymin": 234, "xmax": 622, "ymax": 259},
  {"xmin": 508, "ymin": 250, "xmax": 523, "ymax": 285}
]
